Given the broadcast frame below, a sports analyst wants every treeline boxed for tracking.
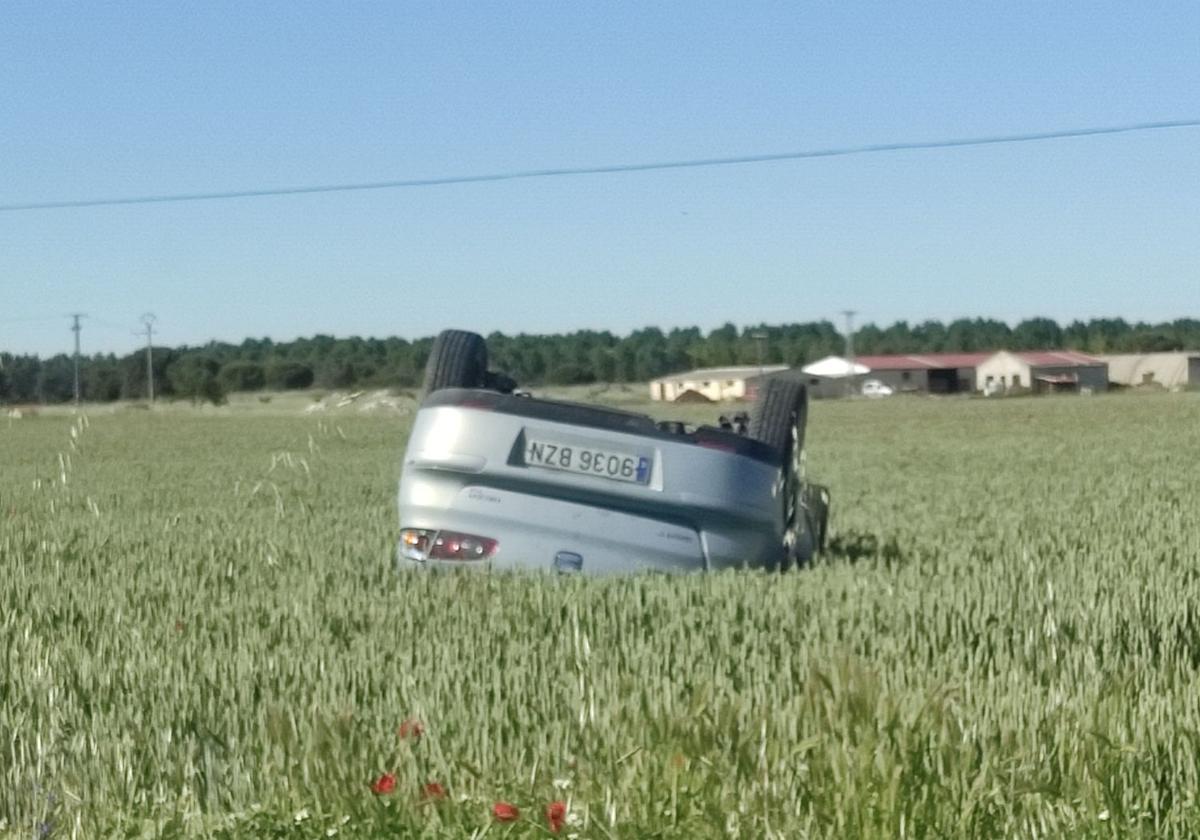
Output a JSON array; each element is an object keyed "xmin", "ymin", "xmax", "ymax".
[{"xmin": 2, "ymin": 317, "xmax": 1198, "ymax": 404}]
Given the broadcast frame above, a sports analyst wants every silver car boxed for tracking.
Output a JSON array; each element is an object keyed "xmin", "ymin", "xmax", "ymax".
[{"xmin": 397, "ymin": 330, "xmax": 829, "ymax": 574}]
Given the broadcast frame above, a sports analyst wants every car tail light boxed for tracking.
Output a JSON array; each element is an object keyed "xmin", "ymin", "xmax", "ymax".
[
  {"xmin": 400, "ymin": 528, "xmax": 498, "ymax": 562},
  {"xmin": 430, "ymin": 531, "xmax": 498, "ymax": 560},
  {"xmin": 400, "ymin": 529, "xmax": 434, "ymax": 561}
]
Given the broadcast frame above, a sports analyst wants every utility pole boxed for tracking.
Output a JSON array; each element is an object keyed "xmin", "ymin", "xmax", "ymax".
[
  {"xmin": 841, "ymin": 309, "xmax": 857, "ymax": 396},
  {"xmin": 750, "ymin": 331, "xmax": 767, "ymax": 379},
  {"xmin": 137, "ymin": 313, "xmax": 157, "ymax": 402},
  {"xmin": 69, "ymin": 313, "xmax": 86, "ymax": 405}
]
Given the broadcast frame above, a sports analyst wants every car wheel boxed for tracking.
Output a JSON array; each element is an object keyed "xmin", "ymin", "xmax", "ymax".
[
  {"xmin": 422, "ymin": 330, "xmax": 488, "ymax": 396},
  {"xmin": 750, "ymin": 378, "xmax": 811, "ymax": 571},
  {"xmin": 790, "ymin": 519, "xmax": 818, "ymax": 568},
  {"xmin": 749, "ymin": 376, "xmax": 808, "ymax": 456},
  {"xmin": 786, "ymin": 485, "xmax": 831, "ymax": 569},
  {"xmin": 810, "ymin": 484, "xmax": 831, "ymax": 551},
  {"xmin": 779, "ymin": 424, "xmax": 815, "ymax": 571}
]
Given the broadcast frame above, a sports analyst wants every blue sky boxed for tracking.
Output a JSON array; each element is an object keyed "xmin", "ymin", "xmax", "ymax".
[{"xmin": 2, "ymin": 1, "xmax": 1197, "ymax": 357}]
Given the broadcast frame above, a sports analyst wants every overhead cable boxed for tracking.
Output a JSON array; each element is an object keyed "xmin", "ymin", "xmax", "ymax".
[{"xmin": 1, "ymin": 118, "xmax": 1197, "ymax": 213}]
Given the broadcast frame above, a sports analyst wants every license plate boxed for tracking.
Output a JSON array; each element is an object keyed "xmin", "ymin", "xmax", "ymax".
[{"xmin": 525, "ymin": 438, "xmax": 651, "ymax": 484}]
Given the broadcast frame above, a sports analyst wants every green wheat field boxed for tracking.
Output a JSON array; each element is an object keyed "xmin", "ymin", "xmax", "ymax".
[{"xmin": 3, "ymin": 392, "xmax": 1200, "ymax": 838}]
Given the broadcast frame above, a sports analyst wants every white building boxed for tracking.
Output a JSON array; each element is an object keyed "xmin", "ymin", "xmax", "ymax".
[
  {"xmin": 649, "ymin": 365, "xmax": 789, "ymax": 402},
  {"xmin": 800, "ymin": 356, "xmax": 869, "ymax": 379},
  {"xmin": 1098, "ymin": 352, "xmax": 1200, "ymax": 391},
  {"xmin": 975, "ymin": 351, "xmax": 1109, "ymax": 394}
]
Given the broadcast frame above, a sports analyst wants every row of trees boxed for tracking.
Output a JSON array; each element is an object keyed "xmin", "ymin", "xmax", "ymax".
[{"xmin": 2, "ymin": 317, "xmax": 1198, "ymax": 405}]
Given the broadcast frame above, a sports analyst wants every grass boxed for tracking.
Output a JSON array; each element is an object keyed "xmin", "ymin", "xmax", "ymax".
[{"xmin": 2, "ymin": 392, "xmax": 1200, "ymax": 838}]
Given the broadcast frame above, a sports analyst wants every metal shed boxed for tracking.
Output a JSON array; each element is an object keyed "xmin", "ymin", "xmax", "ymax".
[{"xmin": 1098, "ymin": 352, "xmax": 1200, "ymax": 391}]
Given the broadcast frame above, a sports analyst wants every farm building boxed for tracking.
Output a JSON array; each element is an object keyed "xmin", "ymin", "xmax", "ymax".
[
  {"xmin": 852, "ymin": 353, "xmax": 992, "ymax": 394},
  {"xmin": 649, "ymin": 365, "xmax": 789, "ymax": 402},
  {"xmin": 975, "ymin": 351, "xmax": 1108, "ymax": 394},
  {"xmin": 1098, "ymin": 352, "xmax": 1200, "ymax": 391},
  {"xmin": 797, "ymin": 356, "xmax": 870, "ymax": 398}
]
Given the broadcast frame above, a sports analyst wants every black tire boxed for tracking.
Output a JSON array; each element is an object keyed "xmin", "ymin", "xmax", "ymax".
[
  {"xmin": 751, "ymin": 377, "xmax": 810, "ymax": 571},
  {"xmin": 786, "ymin": 491, "xmax": 825, "ymax": 570},
  {"xmin": 423, "ymin": 330, "xmax": 488, "ymax": 396},
  {"xmin": 792, "ymin": 526, "xmax": 817, "ymax": 568},
  {"xmin": 798, "ymin": 484, "xmax": 830, "ymax": 562},
  {"xmin": 811, "ymin": 485, "xmax": 831, "ymax": 551},
  {"xmin": 749, "ymin": 376, "xmax": 808, "ymax": 456}
]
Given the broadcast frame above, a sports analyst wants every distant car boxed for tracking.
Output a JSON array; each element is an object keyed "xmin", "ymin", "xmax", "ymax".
[
  {"xmin": 861, "ymin": 379, "xmax": 894, "ymax": 397},
  {"xmin": 397, "ymin": 330, "xmax": 830, "ymax": 574}
]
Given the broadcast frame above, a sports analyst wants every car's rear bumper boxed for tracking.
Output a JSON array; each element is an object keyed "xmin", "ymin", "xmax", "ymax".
[{"xmin": 398, "ymin": 479, "xmax": 709, "ymax": 574}]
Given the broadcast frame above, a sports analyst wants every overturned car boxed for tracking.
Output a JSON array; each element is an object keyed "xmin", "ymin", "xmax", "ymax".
[{"xmin": 397, "ymin": 330, "xmax": 829, "ymax": 574}]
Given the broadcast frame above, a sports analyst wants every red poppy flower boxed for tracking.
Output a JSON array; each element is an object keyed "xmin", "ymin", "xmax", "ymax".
[
  {"xmin": 370, "ymin": 773, "xmax": 397, "ymax": 795},
  {"xmin": 492, "ymin": 802, "xmax": 519, "ymax": 822},
  {"xmin": 397, "ymin": 718, "xmax": 425, "ymax": 739},
  {"xmin": 545, "ymin": 800, "xmax": 567, "ymax": 833},
  {"xmin": 421, "ymin": 782, "xmax": 446, "ymax": 801}
]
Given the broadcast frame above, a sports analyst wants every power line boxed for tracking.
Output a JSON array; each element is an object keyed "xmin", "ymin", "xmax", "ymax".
[
  {"xmin": 1, "ymin": 314, "xmax": 142, "ymax": 345},
  {"xmin": 0, "ymin": 315, "xmax": 62, "ymax": 324},
  {"xmin": 1, "ymin": 118, "xmax": 1197, "ymax": 213},
  {"xmin": 89, "ymin": 316, "xmax": 137, "ymax": 332}
]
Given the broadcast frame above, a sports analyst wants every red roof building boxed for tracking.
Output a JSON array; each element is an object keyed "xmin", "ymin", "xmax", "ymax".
[
  {"xmin": 843, "ymin": 350, "xmax": 1108, "ymax": 395},
  {"xmin": 976, "ymin": 350, "xmax": 1107, "ymax": 394},
  {"xmin": 1010, "ymin": 350, "xmax": 1102, "ymax": 367},
  {"xmin": 851, "ymin": 352, "xmax": 992, "ymax": 394},
  {"xmin": 854, "ymin": 352, "xmax": 993, "ymax": 371}
]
